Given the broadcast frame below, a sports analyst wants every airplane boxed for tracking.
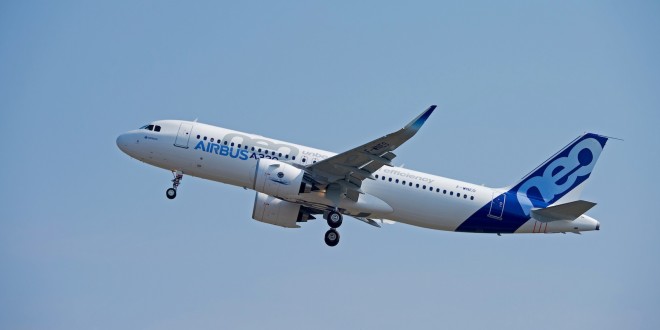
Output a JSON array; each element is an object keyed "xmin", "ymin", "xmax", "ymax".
[{"xmin": 116, "ymin": 106, "xmax": 608, "ymax": 246}]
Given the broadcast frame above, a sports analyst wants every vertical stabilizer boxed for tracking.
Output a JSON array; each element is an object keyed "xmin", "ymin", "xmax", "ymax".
[{"xmin": 509, "ymin": 133, "xmax": 609, "ymax": 216}]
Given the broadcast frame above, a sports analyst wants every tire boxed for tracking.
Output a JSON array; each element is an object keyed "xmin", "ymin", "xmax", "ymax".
[
  {"xmin": 327, "ymin": 211, "xmax": 343, "ymax": 228},
  {"xmin": 166, "ymin": 188, "xmax": 177, "ymax": 199},
  {"xmin": 324, "ymin": 229, "xmax": 340, "ymax": 247}
]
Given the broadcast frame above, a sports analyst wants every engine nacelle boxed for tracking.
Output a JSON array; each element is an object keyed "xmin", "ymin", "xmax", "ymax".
[
  {"xmin": 252, "ymin": 192, "xmax": 313, "ymax": 228},
  {"xmin": 253, "ymin": 158, "xmax": 306, "ymax": 198}
]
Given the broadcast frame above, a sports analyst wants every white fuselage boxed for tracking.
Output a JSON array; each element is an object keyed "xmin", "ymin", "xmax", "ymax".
[{"xmin": 117, "ymin": 119, "xmax": 600, "ymax": 234}]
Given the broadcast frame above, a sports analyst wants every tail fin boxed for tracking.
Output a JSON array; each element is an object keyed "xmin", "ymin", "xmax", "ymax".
[{"xmin": 510, "ymin": 133, "xmax": 609, "ymax": 216}]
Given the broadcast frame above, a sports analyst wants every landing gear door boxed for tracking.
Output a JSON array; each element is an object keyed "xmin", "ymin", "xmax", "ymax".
[
  {"xmin": 174, "ymin": 123, "xmax": 193, "ymax": 148},
  {"xmin": 488, "ymin": 192, "xmax": 506, "ymax": 220}
]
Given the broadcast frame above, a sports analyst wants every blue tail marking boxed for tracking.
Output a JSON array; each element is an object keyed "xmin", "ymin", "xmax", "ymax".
[{"xmin": 456, "ymin": 133, "xmax": 609, "ymax": 233}]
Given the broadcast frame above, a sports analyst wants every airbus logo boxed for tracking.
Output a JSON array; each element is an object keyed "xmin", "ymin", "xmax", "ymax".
[{"xmin": 194, "ymin": 141, "xmax": 250, "ymax": 160}]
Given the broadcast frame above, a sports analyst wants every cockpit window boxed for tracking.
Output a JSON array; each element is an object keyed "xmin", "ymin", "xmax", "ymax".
[{"xmin": 139, "ymin": 124, "xmax": 161, "ymax": 132}]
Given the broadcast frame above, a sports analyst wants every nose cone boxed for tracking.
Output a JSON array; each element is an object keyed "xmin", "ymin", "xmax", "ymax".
[
  {"xmin": 116, "ymin": 133, "xmax": 127, "ymax": 151},
  {"xmin": 116, "ymin": 133, "xmax": 132, "ymax": 154}
]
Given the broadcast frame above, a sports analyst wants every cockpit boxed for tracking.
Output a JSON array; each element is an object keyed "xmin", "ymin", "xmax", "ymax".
[{"xmin": 139, "ymin": 124, "xmax": 162, "ymax": 132}]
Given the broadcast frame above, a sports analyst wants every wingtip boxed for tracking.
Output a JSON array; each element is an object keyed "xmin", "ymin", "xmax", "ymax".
[
  {"xmin": 425, "ymin": 105, "xmax": 437, "ymax": 115},
  {"xmin": 407, "ymin": 105, "xmax": 436, "ymax": 130}
]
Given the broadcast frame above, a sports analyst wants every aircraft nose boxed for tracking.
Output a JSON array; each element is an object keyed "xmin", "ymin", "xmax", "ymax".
[{"xmin": 116, "ymin": 133, "xmax": 130, "ymax": 153}]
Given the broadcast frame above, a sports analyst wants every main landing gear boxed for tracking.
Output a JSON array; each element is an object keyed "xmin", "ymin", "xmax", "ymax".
[
  {"xmin": 324, "ymin": 210, "xmax": 343, "ymax": 247},
  {"xmin": 324, "ymin": 229, "xmax": 340, "ymax": 247},
  {"xmin": 327, "ymin": 210, "xmax": 343, "ymax": 228},
  {"xmin": 166, "ymin": 171, "xmax": 183, "ymax": 199}
]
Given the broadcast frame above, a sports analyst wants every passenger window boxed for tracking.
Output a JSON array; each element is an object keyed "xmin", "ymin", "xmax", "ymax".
[
  {"xmin": 231, "ymin": 142, "xmax": 234, "ymax": 146},
  {"xmin": 375, "ymin": 175, "xmax": 379, "ymax": 179},
  {"xmin": 224, "ymin": 141, "xmax": 228, "ymax": 145},
  {"xmin": 382, "ymin": 176, "xmax": 385, "ymax": 181},
  {"xmin": 203, "ymin": 136, "xmax": 207, "ymax": 141},
  {"xmin": 464, "ymin": 195, "xmax": 467, "ymax": 199},
  {"xmin": 258, "ymin": 148, "xmax": 262, "ymax": 152},
  {"xmin": 388, "ymin": 178, "xmax": 392, "ymax": 182},
  {"xmin": 285, "ymin": 155, "xmax": 289, "ymax": 159},
  {"xmin": 443, "ymin": 190, "xmax": 447, "ymax": 194},
  {"xmin": 196, "ymin": 135, "xmax": 200, "ymax": 139},
  {"xmin": 436, "ymin": 188, "xmax": 439, "ymax": 193},
  {"xmin": 470, "ymin": 196, "xmax": 474, "ymax": 200},
  {"xmin": 271, "ymin": 151, "xmax": 275, "ymax": 156},
  {"xmin": 457, "ymin": 193, "xmax": 461, "ymax": 198},
  {"xmin": 210, "ymin": 138, "xmax": 214, "ymax": 142},
  {"xmin": 292, "ymin": 156, "xmax": 296, "ymax": 160},
  {"xmin": 251, "ymin": 147, "xmax": 255, "ymax": 151},
  {"xmin": 450, "ymin": 191, "xmax": 453, "ymax": 196},
  {"xmin": 395, "ymin": 179, "xmax": 399, "ymax": 183},
  {"xmin": 416, "ymin": 184, "xmax": 419, "ymax": 188},
  {"xmin": 237, "ymin": 144, "xmax": 241, "ymax": 148},
  {"xmin": 409, "ymin": 182, "xmax": 413, "ymax": 186},
  {"xmin": 279, "ymin": 153, "xmax": 282, "ymax": 157},
  {"xmin": 429, "ymin": 187, "xmax": 433, "ymax": 191},
  {"xmin": 423, "ymin": 185, "xmax": 426, "ymax": 189}
]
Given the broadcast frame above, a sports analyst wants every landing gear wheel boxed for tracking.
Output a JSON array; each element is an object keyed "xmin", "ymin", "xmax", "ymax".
[
  {"xmin": 167, "ymin": 171, "xmax": 183, "ymax": 200},
  {"xmin": 324, "ymin": 229, "xmax": 340, "ymax": 247},
  {"xmin": 166, "ymin": 188, "xmax": 177, "ymax": 199},
  {"xmin": 327, "ymin": 211, "xmax": 343, "ymax": 228}
]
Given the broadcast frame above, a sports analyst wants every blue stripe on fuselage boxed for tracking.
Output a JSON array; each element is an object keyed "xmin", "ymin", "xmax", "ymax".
[{"xmin": 455, "ymin": 192, "xmax": 528, "ymax": 233}]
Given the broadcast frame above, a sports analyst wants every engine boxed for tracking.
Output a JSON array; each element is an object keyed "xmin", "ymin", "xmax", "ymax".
[
  {"xmin": 252, "ymin": 158, "xmax": 307, "ymax": 198},
  {"xmin": 252, "ymin": 192, "xmax": 314, "ymax": 228}
]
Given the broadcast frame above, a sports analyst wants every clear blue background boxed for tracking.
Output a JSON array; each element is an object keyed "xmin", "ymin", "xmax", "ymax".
[{"xmin": 1, "ymin": 1, "xmax": 658, "ymax": 329}]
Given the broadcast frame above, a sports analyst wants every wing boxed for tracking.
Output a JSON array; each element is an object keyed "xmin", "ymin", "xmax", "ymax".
[{"xmin": 306, "ymin": 105, "xmax": 436, "ymax": 201}]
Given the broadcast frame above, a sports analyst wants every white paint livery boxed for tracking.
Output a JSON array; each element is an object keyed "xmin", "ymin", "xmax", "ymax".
[{"xmin": 117, "ymin": 107, "xmax": 606, "ymax": 246}]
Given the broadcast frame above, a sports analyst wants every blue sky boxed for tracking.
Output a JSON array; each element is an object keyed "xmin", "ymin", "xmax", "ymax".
[{"xmin": 1, "ymin": 1, "xmax": 659, "ymax": 329}]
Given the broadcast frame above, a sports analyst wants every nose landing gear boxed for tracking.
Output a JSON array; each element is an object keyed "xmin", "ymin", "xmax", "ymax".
[{"xmin": 166, "ymin": 170, "xmax": 183, "ymax": 199}]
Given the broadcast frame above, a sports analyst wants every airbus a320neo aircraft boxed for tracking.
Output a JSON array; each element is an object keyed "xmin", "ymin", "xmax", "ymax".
[{"xmin": 117, "ymin": 106, "xmax": 608, "ymax": 246}]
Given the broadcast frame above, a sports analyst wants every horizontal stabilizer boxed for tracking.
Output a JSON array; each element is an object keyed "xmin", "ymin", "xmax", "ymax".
[{"xmin": 531, "ymin": 200, "xmax": 597, "ymax": 222}]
